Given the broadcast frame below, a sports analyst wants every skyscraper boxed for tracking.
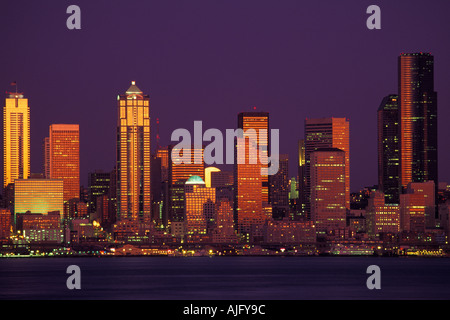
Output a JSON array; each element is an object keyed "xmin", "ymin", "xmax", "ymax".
[
  {"xmin": 87, "ymin": 170, "xmax": 111, "ymax": 214},
  {"xmin": 234, "ymin": 111, "xmax": 269, "ymax": 237},
  {"xmin": 399, "ymin": 53, "xmax": 438, "ymax": 190},
  {"xmin": 48, "ymin": 124, "xmax": 80, "ymax": 202},
  {"xmin": 3, "ymin": 91, "xmax": 30, "ymax": 187},
  {"xmin": 304, "ymin": 118, "xmax": 350, "ymax": 217},
  {"xmin": 169, "ymin": 145, "xmax": 204, "ymax": 223},
  {"xmin": 116, "ymin": 81, "xmax": 151, "ymax": 223},
  {"xmin": 269, "ymin": 154, "xmax": 289, "ymax": 220},
  {"xmin": 43, "ymin": 137, "xmax": 50, "ymax": 178},
  {"xmin": 310, "ymin": 148, "xmax": 346, "ymax": 235},
  {"xmin": 184, "ymin": 175, "xmax": 215, "ymax": 240},
  {"xmin": 297, "ymin": 139, "xmax": 306, "ymax": 218},
  {"xmin": 378, "ymin": 94, "xmax": 400, "ymax": 204}
]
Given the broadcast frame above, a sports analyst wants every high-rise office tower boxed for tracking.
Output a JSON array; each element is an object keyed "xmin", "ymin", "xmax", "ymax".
[
  {"xmin": 169, "ymin": 145, "xmax": 204, "ymax": 223},
  {"xmin": 87, "ymin": 170, "xmax": 111, "ymax": 214},
  {"xmin": 48, "ymin": 124, "xmax": 80, "ymax": 202},
  {"xmin": 234, "ymin": 112, "xmax": 269, "ymax": 236},
  {"xmin": 304, "ymin": 118, "xmax": 350, "ymax": 217},
  {"xmin": 116, "ymin": 81, "xmax": 151, "ymax": 223},
  {"xmin": 297, "ymin": 139, "xmax": 306, "ymax": 218},
  {"xmin": 154, "ymin": 147, "xmax": 170, "ymax": 228},
  {"xmin": 184, "ymin": 175, "xmax": 215, "ymax": 239},
  {"xmin": 269, "ymin": 154, "xmax": 289, "ymax": 220},
  {"xmin": 310, "ymin": 148, "xmax": 346, "ymax": 234},
  {"xmin": 378, "ymin": 95, "xmax": 400, "ymax": 204},
  {"xmin": 3, "ymin": 91, "xmax": 30, "ymax": 187},
  {"xmin": 399, "ymin": 53, "xmax": 438, "ymax": 190},
  {"xmin": 43, "ymin": 137, "xmax": 50, "ymax": 178}
]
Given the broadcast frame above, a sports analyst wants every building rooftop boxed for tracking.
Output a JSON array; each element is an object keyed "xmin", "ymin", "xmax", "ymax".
[
  {"xmin": 126, "ymin": 81, "xmax": 143, "ymax": 95},
  {"xmin": 186, "ymin": 175, "xmax": 205, "ymax": 185}
]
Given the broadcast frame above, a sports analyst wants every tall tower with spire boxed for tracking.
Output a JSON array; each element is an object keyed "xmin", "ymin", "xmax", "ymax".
[
  {"xmin": 3, "ymin": 90, "xmax": 30, "ymax": 187},
  {"xmin": 116, "ymin": 81, "xmax": 151, "ymax": 222}
]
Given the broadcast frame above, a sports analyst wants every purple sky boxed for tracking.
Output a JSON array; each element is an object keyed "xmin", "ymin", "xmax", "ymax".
[{"xmin": 1, "ymin": 0, "xmax": 450, "ymax": 191}]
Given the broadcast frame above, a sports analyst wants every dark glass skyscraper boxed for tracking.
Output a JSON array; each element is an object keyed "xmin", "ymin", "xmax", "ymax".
[
  {"xmin": 269, "ymin": 154, "xmax": 289, "ymax": 220},
  {"xmin": 378, "ymin": 94, "xmax": 400, "ymax": 204},
  {"xmin": 399, "ymin": 53, "xmax": 438, "ymax": 191}
]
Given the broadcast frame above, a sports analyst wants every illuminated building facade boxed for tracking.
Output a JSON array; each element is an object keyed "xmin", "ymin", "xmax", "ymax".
[
  {"xmin": 212, "ymin": 198, "xmax": 237, "ymax": 243},
  {"xmin": 404, "ymin": 181, "xmax": 436, "ymax": 229},
  {"xmin": 43, "ymin": 137, "xmax": 50, "ymax": 178},
  {"xmin": 88, "ymin": 170, "xmax": 111, "ymax": 214},
  {"xmin": 305, "ymin": 118, "xmax": 350, "ymax": 217},
  {"xmin": 297, "ymin": 139, "xmax": 306, "ymax": 218},
  {"xmin": 310, "ymin": 148, "xmax": 346, "ymax": 234},
  {"xmin": 234, "ymin": 112, "xmax": 269, "ymax": 236},
  {"xmin": 366, "ymin": 191, "xmax": 400, "ymax": 236},
  {"xmin": 378, "ymin": 94, "xmax": 400, "ymax": 204},
  {"xmin": 400, "ymin": 193, "xmax": 426, "ymax": 233},
  {"xmin": 18, "ymin": 212, "xmax": 62, "ymax": 243},
  {"xmin": 264, "ymin": 219, "xmax": 316, "ymax": 244},
  {"xmin": 116, "ymin": 81, "xmax": 151, "ymax": 223},
  {"xmin": 3, "ymin": 91, "xmax": 30, "ymax": 187},
  {"xmin": 14, "ymin": 179, "xmax": 64, "ymax": 216},
  {"xmin": 399, "ymin": 53, "xmax": 438, "ymax": 190},
  {"xmin": 96, "ymin": 194, "xmax": 110, "ymax": 227},
  {"xmin": 48, "ymin": 124, "xmax": 80, "ymax": 202},
  {"xmin": 0, "ymin": 208, "xmax": 12, "ymax": 241},
  {"xmin": 184, "ymin": 176, "xmax": 215, "ymax": 239},
  {"xmin": 65, "ymin": 198, "xmax": 88, "ymax": 219},
  {"xmin": 169, "ymin": 145, "xmax": 204, "ymax": 223},
  {"xmin": 269, "ymin": 154, "xmax": 289, "ymax": 220}
]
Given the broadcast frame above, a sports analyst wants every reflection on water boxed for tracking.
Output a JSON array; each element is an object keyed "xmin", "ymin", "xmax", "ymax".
[{"xmin": 0, "ymin": 256, "xmax": 449, "ymax": 300}]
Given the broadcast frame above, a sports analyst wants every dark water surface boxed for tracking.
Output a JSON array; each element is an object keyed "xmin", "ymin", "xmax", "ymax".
[{"xmin": 1, "ymin": 256, "xmax": 449, "ymax": 300}]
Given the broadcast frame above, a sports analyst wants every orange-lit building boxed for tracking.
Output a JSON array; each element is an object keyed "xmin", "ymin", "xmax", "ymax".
[
  {"xmin": 212, "ymin": 198, "xmax": 237, "ymax": 243},
  {"xmin": 366, "ymin": 191, "xmax": 400, "ymax": 236},
  {"xmin": 400, "ymin": 181, "xmax": 435, "ymax": 232},
  {"xmin": 304, "ymin": 118, "xmax": 350, "ymax": 217},
  {"xmin": 116, "ymin": 81, "xmax": 151, "ymax": 223},
  {"xmin": 169, "ymin": 145, "xmax": 204, "ymax": 223},
  {"xmin": 310, "ymin": 148, "xmax": 346, "ymax": 235},
  {"xmin": 3, "ymin": 91, "xmax": 30, "ymax": 187},
  {"xmin": 234, "ymin": 112, "xmax": 269, "ymax": 237},
  {"xmin": 0, "ymin": 208, "xmax": 12, "ymax": 241},
  {"xmin": 398, "ymin": 53, "xmax": 438, "ymax": 191},
  {"xmin": 184, "ymin": 176, "xmax": 215, "ymax": 240},
  {"xmin": 156, "ymin": 146, "xmax": 169, "ymax": 182},
  {"xmin": 14, "ymin": 179, "xmax": 64, "ymax": 217},
  {"xmin": 48, "ymin": 124, "xmax": 80, "ymax": 202},
  {"xmin": 43, "ymin": 137, "xmax": 50, "ymax": 178}
]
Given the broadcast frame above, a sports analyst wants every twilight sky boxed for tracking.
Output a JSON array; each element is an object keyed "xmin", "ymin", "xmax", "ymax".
[{"xmin": 1, "ymin": 0, "xmax": 450, "ymax": 191}]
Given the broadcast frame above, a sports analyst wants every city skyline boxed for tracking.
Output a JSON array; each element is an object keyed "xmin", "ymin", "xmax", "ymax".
[
  {"xmin": 3, "ymin": 1, "xmax": 450, "ymax": 306},
  {"xmin": 1, "ymin": 1, "xmax": 450, "ymax": 192}
]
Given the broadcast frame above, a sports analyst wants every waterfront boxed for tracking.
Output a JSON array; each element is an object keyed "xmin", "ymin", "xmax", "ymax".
[{"xmin": 1, "ymin": 256, "xmax": 449, "ymax": 300}]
